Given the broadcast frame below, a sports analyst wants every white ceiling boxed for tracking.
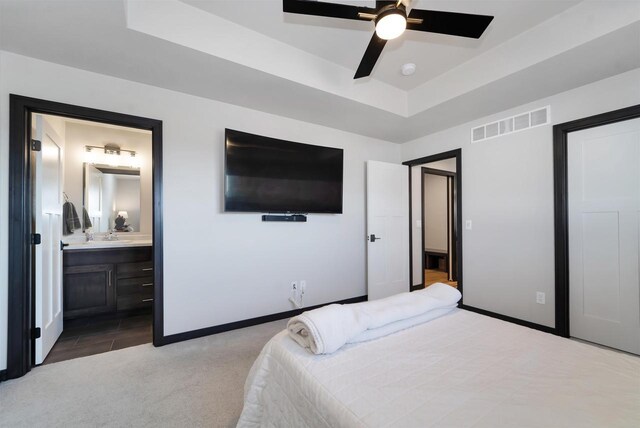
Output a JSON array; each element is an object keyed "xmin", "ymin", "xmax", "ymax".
[
  {"xmin": 185, "ymin": 0, "xmax": 580, "ymax": 90},
  {"xmin": 0, "ymin": 0, "xmax": 638, "ymax": 143},
  {"xmin": 58, "ymin": 117, "xmax": 152, "ymax": 135}
]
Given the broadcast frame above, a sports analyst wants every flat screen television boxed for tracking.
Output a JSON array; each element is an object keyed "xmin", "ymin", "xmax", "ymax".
[{"xmin": 224, "ymin": 129, "xmax": 343, "ymax": 214}]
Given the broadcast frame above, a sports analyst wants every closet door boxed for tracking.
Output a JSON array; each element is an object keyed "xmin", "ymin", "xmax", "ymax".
[{"xmin": 567, "ymin": 117, "xmax": 640, "ymax": 355}]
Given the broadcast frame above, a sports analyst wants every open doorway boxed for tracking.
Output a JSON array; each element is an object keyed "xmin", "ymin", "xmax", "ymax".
[
  {"xmin": 404, "ymin": 150, "xmax": 462, "ymax": 294},
  {"xmin": 32, "ymin": 113, "xmax": 154, "ymax": 365},
  {"xmin": 421, "ymin": 164, "xmax": 457, "ymax": 288},
  {"xmin": 7, "ymin": 95, "xmax": 163, "ymax": 380}
]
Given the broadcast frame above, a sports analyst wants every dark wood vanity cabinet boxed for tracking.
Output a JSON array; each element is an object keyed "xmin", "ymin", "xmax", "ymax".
[
  {"xmin": 63, "ymin": 264, "xmax": 116, "ymax": 319},
  {"xmin": 116, "ymin": 261, "xmax": 154, "ymax": 311},
  {"xmin": 63, "ymin": 246, "xmax": 153, "ymax": 320}
]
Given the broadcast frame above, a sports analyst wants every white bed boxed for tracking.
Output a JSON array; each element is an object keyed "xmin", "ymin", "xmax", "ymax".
[{"xmin": 238, "ymin": 309, "xmax": 640, "ymax": 428}]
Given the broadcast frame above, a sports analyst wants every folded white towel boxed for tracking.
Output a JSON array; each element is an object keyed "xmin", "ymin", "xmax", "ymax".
[
  {"xmin": 355, "ymin": 283, "xmax": 461, "ymax": 329},
  {"xmin": 348, "ymin": 305, "xmax": 457, "ymax": 344},
  {"xmin": 287, "ymin": 303, "xmax": 369, "ymax": 355},
  {"xmin": 287, "ymin": 283, "xmax": 461, "ymax": 354}
]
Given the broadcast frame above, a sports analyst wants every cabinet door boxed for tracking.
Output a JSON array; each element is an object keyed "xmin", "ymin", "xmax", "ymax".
[{"xmin": 63, "ymin": 264, "xmax": 116, "ymax": 319}]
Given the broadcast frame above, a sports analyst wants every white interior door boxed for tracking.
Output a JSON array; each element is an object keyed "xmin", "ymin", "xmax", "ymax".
[
  {"xmin": 366, "ymin": 161, "xmax": 409, "ymax": 300},
  {"xmin": 34, "ymin": 115, "xmax": 65, "ymax": 364},
  {"xmin": 568, "ymin": 117, "xmax": 640, "ymax": 355}
]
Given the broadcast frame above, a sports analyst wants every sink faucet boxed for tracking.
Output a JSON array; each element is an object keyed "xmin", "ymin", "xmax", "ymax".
[{"xmin": 104, "ymin": 230, "xmax": 119, "ymax": 241}]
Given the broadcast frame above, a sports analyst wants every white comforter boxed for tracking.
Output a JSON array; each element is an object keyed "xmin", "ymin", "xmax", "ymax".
[{"xmin": 238, "ymin": 310, "xmax": 640, "ymax": 428}]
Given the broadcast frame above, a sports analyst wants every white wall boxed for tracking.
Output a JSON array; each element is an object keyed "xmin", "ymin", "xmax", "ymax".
[
  {"xmin": 423, "ymin": 174, "xmax": 448, "ymax": 252},
  {"xmin": 63, "ymin": 121, "xmax": 152, "ymax": 234},
  {"xmin": 0, "ymin": 51, "xmax": 400, "ymax": 370},
  {"xmin": 424, "ymin": 159, "xmax": 456, "ymax": 173},
  {"xmin": 402, "ymin": 67, "xmax": 640, "ymax": 328}
]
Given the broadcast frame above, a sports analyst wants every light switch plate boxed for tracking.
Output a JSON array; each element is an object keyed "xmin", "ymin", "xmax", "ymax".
[
  {"xmin": 536, "ymin": 292, "xmax": 545, "ymax": 304},
  {"xmin": 465, "ymin": 220, "xmax": 472, "ymax": 230}
]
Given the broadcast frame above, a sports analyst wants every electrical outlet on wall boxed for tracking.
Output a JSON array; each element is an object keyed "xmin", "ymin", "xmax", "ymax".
[
  {"xmin": 289, "ymin": 281, "xmax": 302, "ymax": 308},
  {"xmin": 298, "ymin": 280, "xmax": 306, "ymax": 308},
  {"xmin": 536, "ymin": 292, "xmax": 546, "ymax": 304}
]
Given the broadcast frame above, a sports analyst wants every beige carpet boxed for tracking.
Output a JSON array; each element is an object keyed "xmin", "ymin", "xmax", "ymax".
[{"xmin": 0, "ymin": 319, "xmax": 288, "ymax": 428}]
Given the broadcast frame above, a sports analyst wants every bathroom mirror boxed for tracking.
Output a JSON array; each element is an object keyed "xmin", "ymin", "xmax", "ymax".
[{"xmin": 83, "ymin": 164, "xmax": 141, "ymax": 233}]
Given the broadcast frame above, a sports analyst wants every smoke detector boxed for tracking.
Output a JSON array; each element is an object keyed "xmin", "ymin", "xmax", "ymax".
[{"xmin": 401, "ymin": 63, "xmax": 416, "ymax": 76}]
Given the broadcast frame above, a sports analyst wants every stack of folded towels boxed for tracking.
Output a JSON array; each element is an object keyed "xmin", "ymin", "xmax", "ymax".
[{"xmin": 287, "ymin": 282, "xmax": 461, "ymax": 354}]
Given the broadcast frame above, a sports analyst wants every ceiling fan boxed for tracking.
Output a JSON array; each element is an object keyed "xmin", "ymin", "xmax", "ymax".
[{"xmin": 283, "ymin": 0, "xmax": 494, "ymax": 79}]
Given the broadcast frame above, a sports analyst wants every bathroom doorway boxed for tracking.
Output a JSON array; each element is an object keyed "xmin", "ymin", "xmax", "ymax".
[
  {"xmin": 7, "ymin": 96, "xmax": 163, "ymax": 379},
  {"xmin": 35, "ymin": 114, "xmax": 154, "ymax": 365}
]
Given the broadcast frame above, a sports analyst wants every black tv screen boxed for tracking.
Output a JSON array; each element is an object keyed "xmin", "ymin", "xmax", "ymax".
[{"xmin": 224, "ymin": 129, "xmax": 343, "ymax": 213}]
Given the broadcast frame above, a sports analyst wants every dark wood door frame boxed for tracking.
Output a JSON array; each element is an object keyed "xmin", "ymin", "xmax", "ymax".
[
  {"xmin": 403, "ymin": 149, "xmax": 462, "ymax": 298},
  {"xmin": 421, "ymin": 167, "xmax": 457, "ymax": 285},
  {"xmin": 553, "ymin": 103, "xmax": 640, "ymax": 338},
  {"xmin": 7, "ymin": 94, "xmax": 164, "ymax": 380}
]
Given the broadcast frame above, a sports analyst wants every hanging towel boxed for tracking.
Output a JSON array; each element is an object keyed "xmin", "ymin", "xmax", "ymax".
[
  {"xmin": 82, "ymin": 207, "xmax": 93, "ymax": 229},
  {"xmin": 62, "ymin": 201, "xmax": 81, "ymax": 235}
]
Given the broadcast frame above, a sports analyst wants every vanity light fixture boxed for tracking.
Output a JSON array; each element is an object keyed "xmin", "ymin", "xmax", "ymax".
[{"xmin": 84, "ymin": 144, "xmax": 138, "ymax": 168}]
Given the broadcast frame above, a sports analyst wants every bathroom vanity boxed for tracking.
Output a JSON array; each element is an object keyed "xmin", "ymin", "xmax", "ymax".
[{"xmin": 63, "ymin": 243, "xmax": 153, "ymax": 319}]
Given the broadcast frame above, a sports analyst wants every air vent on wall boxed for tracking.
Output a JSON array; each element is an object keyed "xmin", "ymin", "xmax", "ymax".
[{"xmin": 471, "ymin": 106, "xmax": 550, "ymax": 143}]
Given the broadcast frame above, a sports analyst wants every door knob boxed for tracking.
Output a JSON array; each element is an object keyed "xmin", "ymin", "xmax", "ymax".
[{"xmin": 369, "ymin": 234, "xmax": 382, "ymax": 242}]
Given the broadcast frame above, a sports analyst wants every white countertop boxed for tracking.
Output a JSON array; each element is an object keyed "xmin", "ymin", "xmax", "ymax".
[{"xmin": 63, "ymin": 234, "xmax": 152, "ymax": 250}]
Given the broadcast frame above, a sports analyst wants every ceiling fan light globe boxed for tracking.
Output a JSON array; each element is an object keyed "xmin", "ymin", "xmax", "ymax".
[{"xmin": 375, "ymin": 12, "xmax": 406, "ymax": 40}]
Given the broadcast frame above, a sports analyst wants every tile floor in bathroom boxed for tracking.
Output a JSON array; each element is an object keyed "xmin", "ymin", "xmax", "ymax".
[{"xmin": 43, "ymin": 311, "xmax": 152, "ymax": 365}]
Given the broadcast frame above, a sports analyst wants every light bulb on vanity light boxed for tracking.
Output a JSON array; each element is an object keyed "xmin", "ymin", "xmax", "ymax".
[
  {"xmin": 107, "ymin": 152, "xmax": 120, "ymax": 166},
  {"xmin": 128, "ymin": 152, "xmax": 141, "ymax": 169},
  {"xmin": 84, "ymin": 147, "xmax": 97, "ymax": 164}
]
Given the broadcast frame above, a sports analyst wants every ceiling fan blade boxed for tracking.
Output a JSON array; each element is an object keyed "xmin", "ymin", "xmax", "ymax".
[
  {"xmin": 354, "ymin": 33, "xmax": 387, "ymax": 79},
  {"xmin": 407, "ymin": 9, "xmax": 494, "ymax": 38},
  {"xmin": 283, "ymin": 0, "xmax": 377, "ymax": 21}
]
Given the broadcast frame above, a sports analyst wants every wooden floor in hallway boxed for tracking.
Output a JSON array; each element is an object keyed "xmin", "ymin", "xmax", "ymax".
[{"xmin": 425, "ymin": 269, "xmax": 458, "ymax": 288}]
